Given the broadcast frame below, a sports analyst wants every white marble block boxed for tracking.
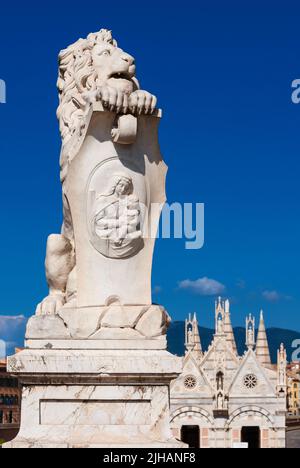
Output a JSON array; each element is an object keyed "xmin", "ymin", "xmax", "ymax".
[{"xmin": 4, "ymin": 350, "xmax": 183, "ymax": 448}]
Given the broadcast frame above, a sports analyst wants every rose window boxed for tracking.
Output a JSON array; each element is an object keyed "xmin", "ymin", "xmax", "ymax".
[
  {"xmin": 243, "ymin": 374, "xmax": 258, "ymax": 389},
  {"xmin": 184, "ymin": 375, "xmax": 197, "ymax": 390}
]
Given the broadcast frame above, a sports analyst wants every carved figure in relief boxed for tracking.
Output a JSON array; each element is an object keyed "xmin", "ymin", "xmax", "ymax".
[{"xmin": 90, "ymin": 174, "xmax": 144, "ymax": 259}]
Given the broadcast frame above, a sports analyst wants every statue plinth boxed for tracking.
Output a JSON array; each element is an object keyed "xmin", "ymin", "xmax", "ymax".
[
  {"xmin": 5, "ymin": 349, "xmax": 182, "ymax": 448},
  {"xmin": 25, "ymin": 305, "xmax": 169, "ymax": 350}
]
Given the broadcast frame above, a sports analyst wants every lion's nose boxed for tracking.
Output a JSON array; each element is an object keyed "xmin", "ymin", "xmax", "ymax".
[{"xmin": 121, "ymin": 53, "xmax": 135, "ymax": 66}]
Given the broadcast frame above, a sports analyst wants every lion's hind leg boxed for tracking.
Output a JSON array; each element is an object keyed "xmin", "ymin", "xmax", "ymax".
[{"xmin": 36, "ymin": 234, "xmax": 75, "ymax": 316}]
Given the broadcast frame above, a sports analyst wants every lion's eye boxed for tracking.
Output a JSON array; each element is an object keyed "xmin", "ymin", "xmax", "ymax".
[{"xmin": 100, "ymin": 50, "xmax": 110, "ymax": 57}]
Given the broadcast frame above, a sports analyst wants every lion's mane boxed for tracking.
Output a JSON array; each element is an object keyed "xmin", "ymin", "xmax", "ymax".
[{"xmin": 57, "ymin": 29, "xmax": 117, "ymax": 182}]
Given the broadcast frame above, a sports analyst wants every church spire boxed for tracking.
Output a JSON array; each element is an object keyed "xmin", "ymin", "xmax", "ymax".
[
  {"xmin": 256, "ymin": 310, "xmax": 271, "ymax": 367},
  {"xmin": 246, "ymin": 314, "xmax": 255, "ymax": 350},
  {"xmin": 215, "ymin": 297, "xmax": 225, "ymax": 335},
  {"xmin": 277, "ymin": 343, "xmax": 287, "ymax": 397},
  {"xmin": 192, "ymin": 313, "xmax": 202, "ymax": 354},
  {"xmin": 185, "ymin": 313, "xmax": 202, "ymax": 357},
  {"xmin": 223, "ymin": 299, "xmax": 237, "ymax": 353}
]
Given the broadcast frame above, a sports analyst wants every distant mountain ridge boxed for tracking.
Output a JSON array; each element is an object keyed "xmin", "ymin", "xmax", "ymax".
[{"xmin": 167, "ymin": 321, "xmax": 300, "ymax": 363}]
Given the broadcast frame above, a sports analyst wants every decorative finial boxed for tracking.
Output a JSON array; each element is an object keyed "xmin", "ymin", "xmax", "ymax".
[
  {"xmin": 246, "ymin": 313, "xmax": 255, "ymax": 350},
  {"xmin": 260, "ymin": 309, "xmax": 264, "ymax": 321}
]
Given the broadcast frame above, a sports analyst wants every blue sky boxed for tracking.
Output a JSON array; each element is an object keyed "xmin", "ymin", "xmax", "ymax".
[{"xmin": 0, "ymin": 0, "xmax": 299, "ymax": 333}]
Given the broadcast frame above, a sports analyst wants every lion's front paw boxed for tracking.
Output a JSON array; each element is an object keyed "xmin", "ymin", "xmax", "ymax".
[
  {"xmin": 129, "ymin": 90, "xmax": 157, "ymax": 115},
  {"xmin": 84, "ymin": 86, "xmax": 129, "ymax": 114},
  {"xmin": 35, "ymin": 293, "xmax": 66, "ymax": 316}
]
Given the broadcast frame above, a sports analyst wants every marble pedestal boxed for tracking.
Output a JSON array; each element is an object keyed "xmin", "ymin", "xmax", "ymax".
[{"xmin": 4, "ymin": 346, "xmax": 184, "ymax": 448}]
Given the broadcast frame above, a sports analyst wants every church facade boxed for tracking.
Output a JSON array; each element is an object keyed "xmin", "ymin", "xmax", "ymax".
[{"xmin": 170, "ymin": 298, "xmax": 287, "ymax": 449}]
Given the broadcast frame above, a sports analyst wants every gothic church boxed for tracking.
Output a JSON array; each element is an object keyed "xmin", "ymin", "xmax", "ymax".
[{"xmin": 170, "ymin": 298, "xmax": 287, "ymax": 448}]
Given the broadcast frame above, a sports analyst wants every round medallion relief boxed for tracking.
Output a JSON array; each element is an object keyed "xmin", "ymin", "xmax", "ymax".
[{"xmin": 86, "ymin": 160, "xmax": 147, "ymax": 259}]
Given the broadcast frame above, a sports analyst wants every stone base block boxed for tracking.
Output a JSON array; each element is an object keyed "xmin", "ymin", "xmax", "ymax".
[
  {"xmin": 26, "ymin": 305, "xmax": 170, "ymax": 350},
  {"xmin": 4, "ymin": 349, "xmax": 184, "ymax": 449}
]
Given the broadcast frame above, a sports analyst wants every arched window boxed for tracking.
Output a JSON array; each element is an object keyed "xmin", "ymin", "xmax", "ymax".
[{"xmin": 216, "ymin": 372, "xmax": 224, "ymax": 391}]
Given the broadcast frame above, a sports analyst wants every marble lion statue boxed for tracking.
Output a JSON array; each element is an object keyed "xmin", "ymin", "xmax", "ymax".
[{"xmin": 36, "ymin": 29, "xmax": 157, "ymax": 315}]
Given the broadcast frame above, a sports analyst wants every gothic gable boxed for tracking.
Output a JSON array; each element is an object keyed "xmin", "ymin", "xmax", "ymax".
[
  {"xmin": 228, "ymin": 349, "xmax": 276, "ymax": 397},
  {"xmin": 170, "ymin": 351, "xmax": 213, "ymax": 396},
  {"xmin": 199, "ymin": 336, "xmax": 240, "ymax": 392}
]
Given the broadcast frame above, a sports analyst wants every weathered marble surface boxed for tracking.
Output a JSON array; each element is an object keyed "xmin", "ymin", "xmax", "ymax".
[
  {"xmin": 26, "ymin": 304, "xmax": 170, "ymax": 343},
  {"xmin": 25, "ymin": 339, "xmax": 167, "ymax": 350},
  {"xmin": 7, "ymin": 349, "xmax": 182, "ymax": 376},
  {"xmin": 4, "ymin": 350, "xmax": 184, "ymax": 448},
  {"xmin": 4, "ymin": 384, "xmax": 182, "ymax": 448}
]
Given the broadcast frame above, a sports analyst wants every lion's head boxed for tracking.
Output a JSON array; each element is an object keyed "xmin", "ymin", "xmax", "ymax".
[{"xmin": 57, "ymin": 29, "xmax": 139, "ymax": 182}]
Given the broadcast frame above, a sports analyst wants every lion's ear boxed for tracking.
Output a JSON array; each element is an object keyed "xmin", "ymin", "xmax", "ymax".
[{"xmin": 132, "ymin": 77, "xmax": 140, "ymax": 91}]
